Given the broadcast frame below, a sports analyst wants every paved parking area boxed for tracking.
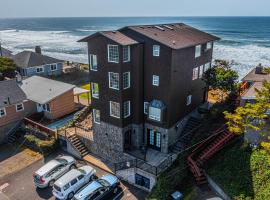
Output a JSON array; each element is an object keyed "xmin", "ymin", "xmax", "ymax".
[{"xmin": 0, "ymin": 151, "xmax": 148, "ymax": 200}]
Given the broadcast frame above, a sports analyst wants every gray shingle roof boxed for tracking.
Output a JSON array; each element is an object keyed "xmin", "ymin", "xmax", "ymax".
[
  {"xmin": 13, "ymin": 51, "xmax": 63, "ymax": 68},
  {"xmin": 0, "ymin": 80, "xmax": 27, "ymax": 107},
  {"xmin": 20, "ymin": 76, "xmax": 75, "ymax": 104}
]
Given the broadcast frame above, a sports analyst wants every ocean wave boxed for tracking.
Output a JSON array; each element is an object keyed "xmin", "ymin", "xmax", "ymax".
[{"xmin": 76, "ymin": 29, "xmax": 99, "ymax": 32}]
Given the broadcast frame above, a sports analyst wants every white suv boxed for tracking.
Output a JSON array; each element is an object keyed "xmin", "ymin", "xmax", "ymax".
[
  {"xmin": 52, "ymin": 165, "xmax": 96, "ymax": 200},
  {"xmin": 33, "ymin": 155, "xmax": 76, "ymax": 188}
]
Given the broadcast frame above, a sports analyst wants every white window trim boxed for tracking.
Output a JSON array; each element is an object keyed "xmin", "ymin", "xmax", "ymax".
[
  {"xmin": 153, "ymin": 45, "xmax": 160, "ymax": 57},
  {"xmin": 192, "ymin": 67, "xmax": 199, "ymax": 80},
  {"xmin": 50, "ymin": 64, "xmax": 57, "ymax": 71},
  {"xmin": 89, "ymin": 54, "xmax": 98, "ymax": 71},
  {"xmin": 123, "ymin": 101, "xmax": 131, "ymax": 118},
  {"xmin": 195, "ymin": 45, "xmax": 201, "ymax": 58},
  {"xmin": 152, "ymin": 75, "xmax": 159, "ymax": 86},
  {"xmin": 91, "ymin": 83, "xmax": 99, "ymax": 99},
  {"xmin": 187, "ymin": 95, "xmax": 192, "ymax": 106},
  {"xmin": 149, "ymin": 107, "xmax": 161, "ymax": 122},
  {"xmin": 123, "ymin": 46, "xmax": 130, "ymax": 62},
  {"xmin": 144, "ymin": 102, "xmax": 149, "ymax": 114},
  {"xmin": 36, "ymin": 66, "xmax": 44, "ymax": 73},
  {"xmin": 108, "ymin": 72, "xmax": 119, "ymax": 90},
  {"xmin": 0, "ymin": 107, "xmax": 6, "ymax": 117},
  {"xmin": 16, "ymin": 103, "xmax": 24, "ymax": 112},
  {"xmin": 123, "ymin": 72, "xmax": 130, "ymax": 89},
  {"xmin": 204, "ymin": 62, "xmax": 211, "ymax": 72},
  {"xmin": 110, "ymin": 101, "xmax": 120, "ymax": 119},
  {"xmin": 93, "ymin": 109, "xmax": 101, "ymax": 124},
  {"xmin": 199, "ymin": 65, "xmax": 204, "ymax": 78},
  {"xmin": 107, "ymin": 44, "xmax": 119, "ymax": 63}
]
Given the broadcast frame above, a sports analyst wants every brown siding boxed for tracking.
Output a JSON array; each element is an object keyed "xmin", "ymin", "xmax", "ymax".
[
  {"xmin": 0, "ymin": 100, "xmax": 36, "ymax": 127},
  {"xmin": 44, "ymin": 90, "xmax": 75, "ymax": 120}
]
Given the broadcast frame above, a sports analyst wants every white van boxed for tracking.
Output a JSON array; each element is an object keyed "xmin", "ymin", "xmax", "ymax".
[{"xmin": 52, "ymin": 165, "xmax": 96, "ymax": 200}]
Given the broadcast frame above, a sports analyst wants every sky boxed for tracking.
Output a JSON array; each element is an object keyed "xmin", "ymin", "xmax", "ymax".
[{"xmin": 0, "ymin": 0, "xmax": 269, "ymax": 18}]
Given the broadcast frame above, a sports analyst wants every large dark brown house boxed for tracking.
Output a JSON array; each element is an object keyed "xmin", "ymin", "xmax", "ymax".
[{"xmin": 79, "ymin": 23, "xmax": 219, "ymax": 189}]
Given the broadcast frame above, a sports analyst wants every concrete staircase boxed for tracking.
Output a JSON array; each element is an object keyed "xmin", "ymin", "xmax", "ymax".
[
  {"xmin": 68, "ymin": 134, "xmax": 90, "ymax": 157},
  {"xmin": 171, "ymin": 117, "xmax": 202, "ymax": 154}
]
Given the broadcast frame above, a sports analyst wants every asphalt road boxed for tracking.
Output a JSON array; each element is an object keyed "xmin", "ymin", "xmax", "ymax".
[{"xmin": 0, "ymin": 152, "xmax": 148, "ymax": 200}]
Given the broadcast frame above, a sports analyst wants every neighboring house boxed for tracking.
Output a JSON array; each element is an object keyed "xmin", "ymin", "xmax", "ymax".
[
  {"xmin": 0, "ymin": 46, "xmax": 13, "ymax": 58},
  {"xmin": 78, "ymin": 23, "xmax": 219, "ymax": 162},
  {"xmin": 13, "ymin": 46, "xmax": 64, "ymax": 77},
  {"xmin": 240, "ymin": 65, "xmax": 270, "ymax": 105},
  {"xmin": 19, "ymin": 76, "xmax": 75, "ymax": 120},
  {"xmin": 0, "ymin": 80, "xmax": 36, "ymax": 143}
]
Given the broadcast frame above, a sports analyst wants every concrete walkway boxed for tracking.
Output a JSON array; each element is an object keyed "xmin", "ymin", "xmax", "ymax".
[{"xmin": 83, "ymin": 154, "xmax": 114, "ymax": 174}]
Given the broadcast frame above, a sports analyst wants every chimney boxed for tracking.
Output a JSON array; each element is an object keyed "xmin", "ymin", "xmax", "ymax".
[
  {"xmin": 255, "ymin": 63, "xmax": 263, "ymax": 74},
  {"xmin": 35, "ymin": 46, "xmax": 42, "ymax": 54}
]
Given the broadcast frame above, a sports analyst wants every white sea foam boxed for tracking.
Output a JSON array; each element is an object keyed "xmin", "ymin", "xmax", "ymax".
[{"xmin": 1, "ymin": 29, "xmax": 270, "ymax": 77}]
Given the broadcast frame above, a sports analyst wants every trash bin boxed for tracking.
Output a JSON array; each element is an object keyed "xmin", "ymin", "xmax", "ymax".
[{"xmin": 171, "ymin": 191, "xmax": 183, "ymax": 200}]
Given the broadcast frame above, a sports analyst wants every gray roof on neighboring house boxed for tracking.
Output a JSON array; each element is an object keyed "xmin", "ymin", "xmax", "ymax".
[
  {"xmin": 0, "ymin": 80, "xmax": 27, "ymax": 107},
  {"xmin": 0, "ymin": 47, "xmax": 13, "ymax": 58},
  {"xmin": 20, "ymin": 76, "xmax": 75, "ymax": 104},
  {"xmin": 13, "ymin": 51, "xmax": 63, "ymax": 68}
]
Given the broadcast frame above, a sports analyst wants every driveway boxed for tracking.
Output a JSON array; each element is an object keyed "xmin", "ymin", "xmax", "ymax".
[{"xmin": 0, "ymin": 151, "xmax": 148, "ymax": 200}]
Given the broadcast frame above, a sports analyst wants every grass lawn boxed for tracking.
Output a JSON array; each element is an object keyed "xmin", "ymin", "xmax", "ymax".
[
  {"xmin": 206, "ymin": 139, "xmax": 270, "ymax": 200},
  {"xmin": 79, "ymin": 83, "xmax": 91, "ymax": 99}
]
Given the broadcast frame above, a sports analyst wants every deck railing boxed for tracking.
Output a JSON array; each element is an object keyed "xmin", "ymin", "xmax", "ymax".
[{"xmin": 24, "ymin": 117, "xmax": 56, "ymax": 138}]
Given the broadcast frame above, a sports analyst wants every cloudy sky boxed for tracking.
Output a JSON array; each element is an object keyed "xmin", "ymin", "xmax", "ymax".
[{"xmin": 0, "ymin": 0, "xmax": 269, "ymax": 18}]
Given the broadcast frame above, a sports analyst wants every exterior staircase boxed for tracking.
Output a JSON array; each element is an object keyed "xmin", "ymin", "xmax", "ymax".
[
  {"xmin": 67, "ymin": 134, "xmax": 90, "ymax": 157},
  {"xmin": 171, "ymin": 117, "xmax": 202, "ymax": 154},
  {"xmin": 4, "ymin": 121, "xmax": 22, "ymax": 144},
  {"xmin": 187, "ymin": 126, "xmax": 236, "ymax": 185}
]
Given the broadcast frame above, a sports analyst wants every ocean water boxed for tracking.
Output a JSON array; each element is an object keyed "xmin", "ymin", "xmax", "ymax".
[{"xmin": 0, "ymin": 17, "xmax": 270, "ymax": 78}]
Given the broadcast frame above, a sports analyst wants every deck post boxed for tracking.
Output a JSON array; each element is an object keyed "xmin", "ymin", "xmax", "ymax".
[{"xmin": 87, "ymin": 92, "xmax": 90, "ymax": 105}]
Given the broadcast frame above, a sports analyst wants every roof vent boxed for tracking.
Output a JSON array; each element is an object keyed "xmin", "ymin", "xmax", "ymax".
[
  {"xmin": 35, "ymin": 46, "xmax": 41, "ymax": 54},
  {"xmin": 112, "ymin": 31, "xmax": 117, "ymax": 34},
  {"xmin": 164, "ymin": 25, "xmax": 174, "ymax": 30},
  {"xmin": 154, "ymin": 26, "xmax": 165, "ymax": 31},
  {"xmin": 172, "ymin": 40, "xmax": 176, "ymax": 45},
  {"xmin": 255, "ymin": 63, "xmax": 263, "ymax": 74}
]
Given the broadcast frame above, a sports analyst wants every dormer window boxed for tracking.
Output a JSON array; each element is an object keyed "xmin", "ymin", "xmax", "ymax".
[
  {"xmin": 153, "ymin": 45, "xmax": 160, "ymax": 57},
  {"xmin": 108, "ymin": 45, "xmax": 119, "ymax": 63},
  {"xmin": 195, "ymin": 45, "xmax": 201, "ymax": 58},
  {"xmin": 0, "ymin": 108, "xmax": 6, "ymax": 117}
]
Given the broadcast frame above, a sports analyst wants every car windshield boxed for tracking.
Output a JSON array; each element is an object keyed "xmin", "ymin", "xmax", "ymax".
[
  {"xmin": 77, "ymin": 168, "xmax": 86, "ymax": 174},
  {"xmin": 55, "ymin": 158, "xmax": 68, "ymax": 164},
  {"xmin": 54, "ymin": 185, "xmax": 61, "ymax": 192},
  {"xmin": 97, "ymin": 179, "xmax": 110, "ymax": 187}
]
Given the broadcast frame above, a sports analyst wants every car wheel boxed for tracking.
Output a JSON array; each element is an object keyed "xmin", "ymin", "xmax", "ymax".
[
  {"xmin": 68, "ymin": 192, "xmax": 74, "ymax": 199},
  {"xmin": 48, "ymin": 180, "xmax": 55, "ymax": 187},
  {"xmin": 90, "ymin": 175, "xmax": 97, "ymax": 182},
  {"xmin": 113, "ymin": 187, "xmax": 118, "ymax": 194},
  {"xmin": 69, "ymin": 165, "xmax": 76, "ymax": 170}
]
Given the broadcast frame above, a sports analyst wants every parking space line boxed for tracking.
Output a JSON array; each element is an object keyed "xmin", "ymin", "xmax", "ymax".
[
  {"xmin": 113, "ymin": 186, "xmax": 127, "ymax": 200},
  {"xmin": 0, "ymin": 183, "xmax": 9, "ymax": 191}
]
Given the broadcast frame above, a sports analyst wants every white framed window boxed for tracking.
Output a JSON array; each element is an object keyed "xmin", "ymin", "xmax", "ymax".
[
  {"xmin": 108, "ymin": 72, "xmax": 119, "ymax": 90},
  {"xmin": 152, "ymin": 75, "xmax": 159, "ymax": 86},
  {"xmin": 207, "ymin": 42, "xmax": 213, "ymax": 50},
  {"xmin": 110, "ymin": 101, "xmax": 120, "ymax": 119},
  {"xmin": 16, "ymin": 103, "xmax": 24, "ymax": 112},
  {"xmin": 187, "ymin": 95, "xmax": 192, "ymax": 106},
  {"xmin": 195, "ymin": 45, "xmax": 201, "ymax": 58},
  {"xmin": 36, "ymin": 66, "xmax": 44, "ymax": 73},
  {"xmin": 199, "ymin": 65, "xmax": 204, "ymax": 78},
  {"xmin": 93, "ymin": 109, "xmax": 100, "ymax": 124},
  {"xmin": 108, "ymin": 45, "xmax": 119, "ymax": 63},
  {"xmin": 43, "ymin": 103, "xmax": 51, "ymax": 112},
  {"xmin": 123, "ymin": 101, "xmax": 131, "ymax": 118},
  {"xmin": 89, "ymin": 54, "xmax": 98, "ymax": 71},
  {"xmin": 149, "ymin": 107, "xmax": 161, "ymax": 122},
  {"xmin": 153, "ymin": 45, "xmax": 160, "ymax": 57},
  {"xmin": 91, "ymin": 83, "xmax": 99, "ymax": 99},
  {"xmin": 0, "ymin": 108, "xmax": 6, "ymax": 117},
  {"xmin": 50, "ymin": 64, "xmax": 57, "ymax": 71},
  {"xmin": 144, "ymin": 102, "xmax": 149, "ymax": 114},
  {"xmin": 204, "ymin": 62, "xmax": 211, "ymax": 72},
  {"xmin": 123, "ymin": 72, "xmax": 130, "ymax": 89},
  {"xmin": 123, "ymin": 46, "xmax": 130, "ymax": 62},
  {"xmin": 192, "ymin": 67, "xmax": 199, "ymax": 80}
]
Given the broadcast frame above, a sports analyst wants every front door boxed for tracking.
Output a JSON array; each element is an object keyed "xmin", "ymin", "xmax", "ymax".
[
  {"xmin": 147, "ymin": 129, "xmax": 161, "ymax": 151},
  {"xmin": 124, "ymin": 130, "xmax": 132, "ymax": 151}
]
